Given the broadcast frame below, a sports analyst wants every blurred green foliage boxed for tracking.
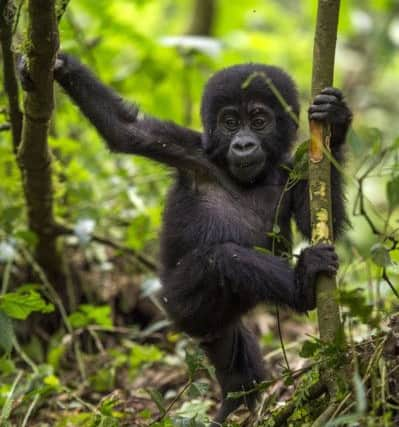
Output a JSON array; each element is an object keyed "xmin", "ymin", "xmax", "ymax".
[{"xmin": 1, "ymin": 0, "xmax": 399, "ymax": 425}]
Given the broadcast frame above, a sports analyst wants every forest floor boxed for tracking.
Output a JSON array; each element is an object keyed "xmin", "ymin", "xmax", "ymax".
[{"xmin": 22, "ymin": 308, "xmax": 315, "ymax": 427}]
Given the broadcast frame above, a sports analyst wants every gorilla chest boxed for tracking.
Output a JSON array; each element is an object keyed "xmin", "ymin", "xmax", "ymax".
[{"xmin": 196, "ymin": 184, "xmax": 290, "ymax": 247}]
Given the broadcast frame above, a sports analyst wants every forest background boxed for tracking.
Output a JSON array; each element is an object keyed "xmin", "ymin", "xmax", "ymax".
[{"xmin": 1, "ymin": 0, "xmax": 399, "ymax": 426}]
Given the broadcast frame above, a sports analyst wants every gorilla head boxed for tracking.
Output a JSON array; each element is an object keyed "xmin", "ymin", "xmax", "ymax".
[{"xmin": 201, "ymin": 64, "xmax": 299, "ymax": 184}]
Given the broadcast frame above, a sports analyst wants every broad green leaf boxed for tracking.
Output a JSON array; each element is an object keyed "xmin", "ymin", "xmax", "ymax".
[
  {"xmin": 14, "ymin": 229, "xmax": 38, "ymax": 247},
  {"xmin": 299, "ymin": 339, "xmax": 320, "ymax": 358},
  {"xmin": 185, "ymin": 348, "xmax": 207, "ymax": 379},
  {"xmin": 0, "ymin": 290, "xmax": 54, "ymax": 320},
  {"xmin": 175, "ymin": 399, "xmax": 212, "ymax": 423},
  {"xmin": 188, "ymin": 381, "xmax": 209, "ymax": 398},
  {"xmin": 68, "ymin": 304, "xmax": 112, "ymax": 329},
  {"xmin": 130, "ymin": 343, "xmax": 163, "ymax": 369},
  {"xmin": 0, "ymin": 356, "xmax": 15, "ymax": 374}
]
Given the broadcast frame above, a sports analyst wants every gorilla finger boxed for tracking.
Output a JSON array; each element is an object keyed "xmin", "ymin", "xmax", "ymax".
[
  {"xmin": 309, "ymin": 112, "xmax": 329, "ymax": 121},
  {"xmin": 324, "ymin": 249, "xmax": 339, "ymax": 259},
  {"xmin": 309, "ymin": 103, "xmax": 336, "ymax": 113},
  {"xmin": 312, "ymin": 94, "xmax": 339, "ymax": 105},
  {"xmin": 315, "ymin": 243, "xmax": 335, "ymax": 250},
  {"xmin": 328, "ymin": 259, "xmax": 339, "ymax": 269},
  {"xmin": 320, "ymin": 87, "xmax": 343, "ymax": 99},
  {"xmin": 327, "ymin": 266, "xmax": 338, "ymax": 276}
]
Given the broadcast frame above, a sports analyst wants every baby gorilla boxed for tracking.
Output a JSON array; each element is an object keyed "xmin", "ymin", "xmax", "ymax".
[{"xmin": 22, "ymin": 54, "xmax": 351, "ymax": 424}]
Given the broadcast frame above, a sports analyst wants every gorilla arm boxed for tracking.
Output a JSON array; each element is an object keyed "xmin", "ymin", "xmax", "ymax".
[
  {"xmin": 162, "ymin": 242, "xmax": 338, "ymax": 336},
  {"xmin": 51, "ymin": 54, "xmax": 223, "ymax": 178}
]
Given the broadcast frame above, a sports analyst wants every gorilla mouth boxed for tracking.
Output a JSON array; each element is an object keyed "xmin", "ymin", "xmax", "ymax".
[
  {"xmin": 237, "ymin": 160, "xmax": 258, "ymax": 169},
  {"xmin": 229, "ymin": 158, "xmax": 266, "ymax": 183}
]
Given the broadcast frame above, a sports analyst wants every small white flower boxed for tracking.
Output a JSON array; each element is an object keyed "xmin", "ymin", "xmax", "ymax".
[
  {"xmin": 74, "ymin": 218, "xmax": 96, "ymax": 245},
  {"xmin": 0, "ymin": 241, "xmax": 16, "ymax": 263},
  {"xmin": 160, "ymin": 36, "xmax": 222, "ymax": 57}
]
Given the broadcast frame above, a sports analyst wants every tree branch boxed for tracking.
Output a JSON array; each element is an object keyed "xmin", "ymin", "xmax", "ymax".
[
  {"xmin": 0, "ymin": 0, "xmax": 23, "ymax": 152},
  {"xmin": 186, "ymin": 0, "xmax": 216, "ymax": 36},
  {"xmin": 17, "ymin": 0, "xmax": 62, "ymax": 282},
  {"xmin": 54, "ymin": 224, "xmax": 157, "ymax": 272}
]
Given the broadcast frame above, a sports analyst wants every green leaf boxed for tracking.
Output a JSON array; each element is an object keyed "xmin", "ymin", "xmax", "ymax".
[
  {"xmin": 0, "ymin": 356, "xmax": 15, "ymax": 374},
  {"xmin": 356, "ymin": 127, "xmax": 383, "ymax": 155},
  {"xmin": 171, "ymin": 416, "xmax": 206, "ymax": 427},
  {"xmin": 14, "ymin": 229, "xmax": 38, "ymax": 247},
  {"xmin": 299, "ymin": 339, "xmax": 320, "ymax": 358},
  {"xmin": 147, "ymin": 389, "xmax": 166, "ymax": 416},
  {"xmin": 0, "ymin": 289, "xmax": 54, "ymax": 320},
  {"xmin": 291, "ymin": 140, "xmax": 309, "ymax": 179},
  {"xmin": 338, "ymin": 288, "xmax": 375, "ymax": 326},
  {"xmin": 185, "ymin": 348, "xmax": 207, "ymax": 378},
  {"xmin": 353, "ymin": 371, "xmax": 367, "ymax": 414},
  {"xmin": 68, "ymin": 304, "xmax": 112, "ymax": 329},
  {"xmin": 0, "ymin": 310, "xmax": 14, "ymax": 353},
  {"xmin": 89, "ymin": 367, "xmax": 115, "ymax": 392},
  {"xmin": 387, "ymin": 176, "xmax": 399, "ymax": 211},
  {"xmin": 370, "ymin": 243, "xmax": 391, "ymax": 267},
  {"xmin": 130, "ymin": 343, "xmax": 163, "ymax": 369},
  {"xmin": 174, "ymin": 399, "xmax": 212, "ymax": 424},
  {"xmin": 188, "ymin": 381, "xmax": 209, "ymax": 398}
]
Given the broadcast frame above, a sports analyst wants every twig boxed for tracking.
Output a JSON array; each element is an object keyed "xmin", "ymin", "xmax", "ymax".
[
  {"xmin": 54, "ymin": 223, "xmax": 157, "ymax": 271},
  {"xmin": 0, "ymin": 370, "xmax": 23, "ymax": 423},
  {"xmin": 151, "ymin": 381, "xmax": 192, "ymax": 424},
  {"xmin": 11, "ymin": 0, "xmax": 23, "ymax": 34},
  {"xmin": 276, "ymin": 306, "xmax": 291, "ymax": 373},
  {"xmin": 0, "ymin": 123, "xmax": 11, "ymax": 131},
  {"xmin": 21, "ymin": 393, "xmax": 39, "ymax": 427},
  {"xmin": 311, "ymin": 402, "xmax": 337, "ymax": 427},
  {"xmin": 382, "ymin": 268, "xmax": 399, "ymax": 299},
  {"xmin": 12, "ymin": 336, "xmax": 38, "ymax": 373},
  {"xmin": 20, "ymin": 246, "xmax": 87, "ymax": 380}
]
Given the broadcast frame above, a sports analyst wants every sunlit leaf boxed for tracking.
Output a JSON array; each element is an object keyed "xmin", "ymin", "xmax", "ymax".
[
  {"xmin": 0, "ymin": 289, "xmax": 54, "ymax": 320},
  {"xmin": 68, "ymin": 304, "xmax": 112, "ymax": 329}
]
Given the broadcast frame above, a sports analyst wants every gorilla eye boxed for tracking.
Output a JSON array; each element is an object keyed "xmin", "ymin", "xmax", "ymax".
[
  {"xmin": 251, "ymin": 115, "xmax": 268, "ymax": 130},
  {"xmin": 223, "ymin": 116, "xmax": 239, "ymax": 131}
]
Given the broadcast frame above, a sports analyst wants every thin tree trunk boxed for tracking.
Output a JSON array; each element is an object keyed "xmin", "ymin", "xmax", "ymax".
[
  {"xmin": 17, "ymin": 0, "xmax": 63, "ymax": 284},
  {"xmin": 182, "ymin": 0, "xmax": 217, "ymax": 126},
  {"xmin": 186, "ymin": 0, "xmax": 216, "ymax": 36},
  {"xmin": 309, "ymin": 0, "xmax": 344, "ymax": 394},
  {"xmin": 0, "ymin": 0, "xmax": 23, "ymax": 153}
]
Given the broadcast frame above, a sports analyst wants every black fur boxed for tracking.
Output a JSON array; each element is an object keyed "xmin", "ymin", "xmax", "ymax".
[{"xmin": 47, "ymin": 55, "xmax": 351, "ymax": 424}]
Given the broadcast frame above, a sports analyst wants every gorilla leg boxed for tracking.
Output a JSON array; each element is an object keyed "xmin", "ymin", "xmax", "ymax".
[
  {"xmin": 161, "ymin": 242, "xmax": 337, "ymax": 423},
  {"xmin": 201, "ymin": 322, "xmax": 266, "ymax": 426}
]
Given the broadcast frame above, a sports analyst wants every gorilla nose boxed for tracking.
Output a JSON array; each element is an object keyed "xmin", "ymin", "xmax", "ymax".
[{"xmin": 231, "ymin": 140, "xmax": 258, "ymax": 156}]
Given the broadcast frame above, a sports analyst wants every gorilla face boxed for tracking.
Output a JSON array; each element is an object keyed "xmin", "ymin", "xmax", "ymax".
[
  {"xmin": 201, "ymin": 64, "xmax": 300, "ymax": 185},
  {"xmin": 218, "ymin": 101, "xmax": 276, "ymax": 183}
]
